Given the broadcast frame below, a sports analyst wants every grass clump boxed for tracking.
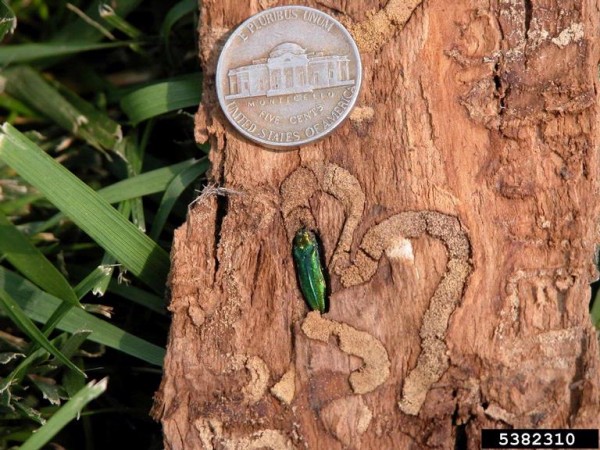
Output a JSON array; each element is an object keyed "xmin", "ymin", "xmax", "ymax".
[{"xmin": 0, "ymin": 1, "xmax": 206, "ymax": 448}]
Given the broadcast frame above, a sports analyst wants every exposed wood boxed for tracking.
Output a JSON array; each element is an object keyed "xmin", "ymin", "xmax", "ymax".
[{"xmin": 153, "ymin": 0, "xmax": 600, "ymax": 448}]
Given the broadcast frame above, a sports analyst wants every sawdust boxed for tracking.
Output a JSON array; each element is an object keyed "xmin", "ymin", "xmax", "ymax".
[
  {"xmin": 280, "ymin": 164, "xmax": 472, "ymax": 415},
  {"xmin": 551, "ymin": 23, "xmax": 584, "ymax": 48},
  {"xmin": 270, "ymin": 367, "xmax": 296, "ymax": 405},
  {"xmin": 424, "ymin": 211, "xmax": 470, "ymax": 259},
  {"xmin": 187, "ymin": 304, "xmax": 206, "ymax": 327},
  {"xmin": 357, "ymin": 212, "xmax": 426, "ymax": 261},
  {"xmin": 230, "ymin": 429, "xmax": 295, "ymax": 450},
  {"xmin": 385, "ymin": 0, "xmax": 423, "ymax": 25},
  {"xmin": 347, "ymin": 0, "xmax": 423, "ymax": 52},
  {"xmin": 334, "ymin": 211, "xmax": 426, "ymax": 286},
  {"xmin": 397, "ymin": 337, "xmax": 447, "ymax": 415},
  {"xmin": 280, "ymin": 167, "xmax": 319, "ymax": 241},
  {"xmin": 399, "ymin": 212, "xmax": 472, "ymax": 415},
  {"xmin": 331, "ymin": 209, "xmax": 472, "ymax": 414},
  {"xmin": 195, "ymin": 418, "xmax": 294, "ymax": 450},
  {"xmin": 302, "ymin": 312, "xmax": 391, "ymax": 394},
  {"xmin": 241, "ymin": 355, "xmax": 270, "ymax": 404},
  {"xmin": 420, "ymin": 259, "xmax": 471, "ymax": 339},
  {"xmin": 319, "ymin": 395, "xmax": 373, "ymax": 446},
  {"xmin": 334, "ymin": 209, "xmax": 471, "ymax": 415},
  {"xmin": 258, "ymin": 0, "xmax": 278, "ymax": 9},
  {"xmin": 321, "ymin": 163, "xmax": 366, "ymax": 273},
  {"xmin": 338, "ymin": 250, "xmax": 378, "ymax": 286},
  {"xmin": 349, "ymin": 106, "xmax": 375, "ymax": 124},
  {"xmin": 280, "ymin": 162, "xmax": 365, "ymax": 268}
]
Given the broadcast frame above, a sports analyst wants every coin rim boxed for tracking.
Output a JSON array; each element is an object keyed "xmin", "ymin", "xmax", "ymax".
[{"xmin": 215, "ymin": 5, "xmax": 362, "ymax": 149}]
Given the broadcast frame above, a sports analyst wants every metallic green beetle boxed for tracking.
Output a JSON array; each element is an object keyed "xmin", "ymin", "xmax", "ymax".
[{"xmin": 293, "ymin": 228, "xmax": 327, "ymax": 313}]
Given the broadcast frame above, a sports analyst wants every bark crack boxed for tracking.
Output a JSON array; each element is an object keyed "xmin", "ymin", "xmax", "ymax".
[
  {"xmin": 346, "ymin": 0, "xmax": 424, "ymax": 53},
  {"xmin": 419, "ymin": 77, "xmax": 437, "ymax": 145},
  {"xmin": 568, "ymin": 334, "xmax": 587, "ymax": 425},
  {"xmin": 523, "ymin": 0, "xmax": 532, "ymax": 37},
  {"xmin": 213, "ymin": 193, "xmax": 228, "ymax": 275},
  {"xmin": 493, "ymin": 60, "xmax": 507, "ymax": 116}
]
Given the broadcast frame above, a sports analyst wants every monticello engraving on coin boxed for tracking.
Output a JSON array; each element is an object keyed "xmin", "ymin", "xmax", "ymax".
[{"xmin": 216, "ymin": 6, "xmax": 362, "ymax": 149}]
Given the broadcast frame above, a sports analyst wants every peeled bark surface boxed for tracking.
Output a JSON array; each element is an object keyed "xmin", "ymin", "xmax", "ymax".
[{"xmin": 153, "ymin": 1, "xmax": 600, "ymax": 448}]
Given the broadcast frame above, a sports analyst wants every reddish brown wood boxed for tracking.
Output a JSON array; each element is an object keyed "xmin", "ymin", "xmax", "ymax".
[{"xmin": 153, "ymin": 1, "xmax": 600, "ymax": 448}]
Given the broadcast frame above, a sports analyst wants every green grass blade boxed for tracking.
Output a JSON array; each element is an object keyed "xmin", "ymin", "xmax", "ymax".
[
  {"xmin": 89, "ymin": 255, "xmax": 116, "ymax": 297},
  {"xmin": 150, "ymin": 158, "xmax": 208, "ymax": 240},
  {"xmin": 74, "ymin": 263, "xmax": 115, "ymax": 299},
  {"xmin": 19, "ymin": 378, "xmax": 108, "ymax": 450},
  {"xmin": 62, "ymin": 357, "xmax": 85, "ymax": 398},
  {"xmin": 41, "ymin": 302, "xmax": 74, "ymax": 337},
  {"xmin": 29, "ymin": 374, "xmax": 62, "ymax": 405},
  {"xmin": 0, "ymin": 211, "xmax": 80, "ymax": 308},
  {"xmin": 0, "ymin": 334, "xmax": 68, "ymax": 392},
  {"xmin": 27, "ymin": 159, "xmax": 197, "ymax": 236},
  {"xmin": 52, "ymin": 0, "xmax": 143, "ymax": 43},
  {"xmin": 120, "ymin": 134, "xmax": 146, "ymax": 231},
  {"xmin": 120, "ymin": 73, "xmax": 202, "ymax": 125},
  {"xmin": 1, "ymin": 346, "xmax": 46, "ymax": 394},
  {"xmin": 57, "ymin": 330, "xmax": 92, "ymax": 361},
  {"xmin": 129, "ymin": 193, "xmax": 146, "ymax": 231},
  {"xmin": 65, "ymin": 2, "xmax": 116, "ymax": 41},
  {"xmin": 76, "ymin": 265, "xmax": 166, "ymax": 314},
  {"xmin": 160, "ymin": 0, "xmax": 198, "ymax": 64},
  {"xmin": 98, "ymin": 159, "xmax": 195, "ymax": 203},
  {"xmin": 0, "ymin": 267, "xmax": 165, "ymax": 366},
  {"xmin": 82, "ymin": 201, "xmax": 132, "ymax": 298},
  {"xmin": 99, "ymin": 4, "xmax": 142, "ymax": 39},
  {"xmin": 108, "ymin": 280, "xmax": 166, "ymax": 315},
  {"xmin": 161, "ymin": 0, "xmax": 196, "ymax": 38},
  {"xmin": 0, "ymin": 94, "xmax": 42, "ymax": 121},
  {"xmin": 0, "ymin": 124, "xmax": 170, "ymax": 294},
  {"xmin": 591, "ymin": 290, "xmax": 600, "ymax": 328},
  {"xmin": 0, "ymin": 288, "xmax": 84, "ymax": 377},
  {"xmin": 54, "ymin": 80, "xmax": 123, "ymax": 150},
  {"xmin": 0, "ymin": 41, "xmax": 134, "ymax": 65},
  {"xmin": 161, "ymin": 0, "xmax": 196, "ymax": 62},
  {"xmin": 0, "ymin": 193, "xmax": 45, "ymax": 215},
  {"xmin": 14, "ymin": 401, "xmax": 45, "ymax": 425},
  {"xmin": 0, "ymin": 0, "xmax": 17, "ymax": 42},
  {"xmin": 1, "ymin": 66, "xmax": 122, "ymax": 151}
]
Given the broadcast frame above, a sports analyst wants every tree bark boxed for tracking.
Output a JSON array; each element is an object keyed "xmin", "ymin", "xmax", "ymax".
[{"xmin": 153, "ymin": 0, "xmax": 600, "ymax": 448}]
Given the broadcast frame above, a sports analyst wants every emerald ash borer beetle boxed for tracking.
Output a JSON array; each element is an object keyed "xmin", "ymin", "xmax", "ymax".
[{"xmin": 292, "ymin": 228, "xmax": 327, "ymax": 313}]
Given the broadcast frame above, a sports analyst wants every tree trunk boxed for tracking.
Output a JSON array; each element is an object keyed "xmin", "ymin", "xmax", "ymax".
[{"xmin": 153, "ymin": 1, "xmax": 600, "ymax": 448}]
